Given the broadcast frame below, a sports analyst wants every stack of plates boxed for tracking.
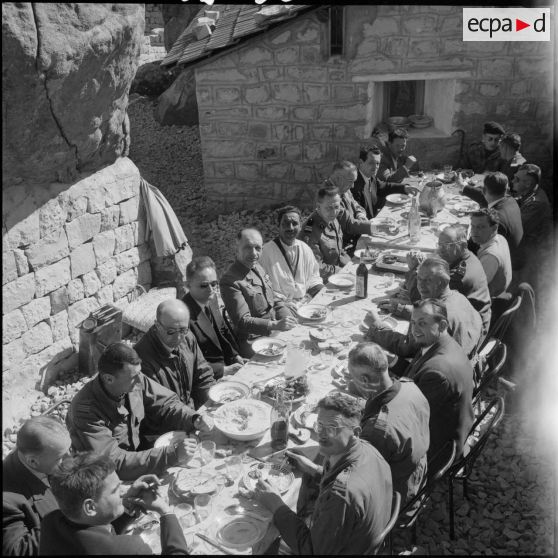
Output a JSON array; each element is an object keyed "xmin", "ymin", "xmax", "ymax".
[{"xmin": 409, "ymin": 114, "xmax": 433, "ymax": 128}]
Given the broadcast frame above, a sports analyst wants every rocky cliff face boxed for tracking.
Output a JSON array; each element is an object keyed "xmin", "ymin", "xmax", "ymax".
[{"xmin": 2, "ymin": 3, "xmax": 144, "ymax": 185}]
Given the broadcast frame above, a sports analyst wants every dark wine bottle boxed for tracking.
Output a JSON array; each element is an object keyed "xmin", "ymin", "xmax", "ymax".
[{"xmin": 355, "ymin": 257, "xmax": 368, "ymax": 299}]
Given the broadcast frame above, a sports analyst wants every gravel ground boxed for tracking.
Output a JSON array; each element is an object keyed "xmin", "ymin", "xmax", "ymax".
[{"xmin": 3, "ymin": 96, "xmax": 553, "ymax": 556}]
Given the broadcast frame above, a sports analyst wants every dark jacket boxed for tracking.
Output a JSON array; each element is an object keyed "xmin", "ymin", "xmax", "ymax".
[
  {"xmin": 352, "ymin": 169, "xmax": 407, "ymax": 218},
  {"xmin": 2, "ymin": 451, "xmax": 59, "ymax": 556},
  {"xmin": 378, "ymin": 144, "xmax": 418, "ymax": 183},
  {"xmin": 66, "ymin": 375, "xmax": 197, "ymax": 481},
  {"xmin": 182, "ymin": 292, "xmax": 240, "ymax": 380},
  {"xmin": 135, "ymin": 325, "xmax": 215, "ymax": 408},
  {"xmin": 39, "ymin": 510, "xmax": 188, "ymax": 555},
  {"xmin": 361, "ymin": 379, "xmax": 430, "ymax": 506},
  {"xmin": 460, "ymin": 142, "xmax": 504, "ymax": 174},
  {"xmin": 404, "ymin": 334, "xmax": 474, "ymax": 460},
  {"xmin": 273, "ymin": 437, "xmax": 392, "ymax": 555}
]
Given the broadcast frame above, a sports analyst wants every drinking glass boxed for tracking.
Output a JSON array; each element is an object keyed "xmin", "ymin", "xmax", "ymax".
[
  {"xmin": 174, "ymin": 503, "xmax": 196, "ymax": 528},
  {"xmin": 194, "ymin": 494, "xmax": 213, "ymax": 522},
  {"xmin": 198, "ymin": 440, "xmax": 216, "ymax": 468},
  {"xmin": 443, "ymin": 165, "xmax": 453, "ymax": 180},
  {"xmin": 214, "ymin": 474, "xmax": 227, "ymax": 495},
  {"xmin": 226, "ymin": 455, "xmax": 244, "ymax": 481}
]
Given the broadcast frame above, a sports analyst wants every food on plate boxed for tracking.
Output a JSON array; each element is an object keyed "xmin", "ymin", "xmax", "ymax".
[
  {"xmin": 217, "ymin": 403, "xmax": 263, "ymax": 433},
  {"xmin": 262, "ymin": 376, "xmax": 309, "ymax": 401},
  {"xmin": 382, "ymin": 252, "xmax": 406, "ymax": 265},
  {"xmin": 173, "ymin": 470, "xmax": 216, "ymax": 496},
  {"xmin": 217, "ymin": 389, "xmax": 244, "ymax": 403},
  {"xmin": 259, "ymin": 344, "xmax": 283, "ymax": 356},
  {"xmin": 243, "ymin": 464, "xmax": 294, "ymax": 493},
  {"xmin": 309, "ymin": 327, "xmax": 331, "ymax": 343},
  {"xmin": 317, "ymin": 340, "xmax": 343, "ymax": 353},
  {"xmin": 308, "ymin": 307, "xmax": 327, "ymax": 319}
]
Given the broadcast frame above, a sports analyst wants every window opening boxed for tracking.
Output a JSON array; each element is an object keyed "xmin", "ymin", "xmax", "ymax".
[
  {"xmin": 329, "ymin": 6, "xmax": 344, "ymax": 56},
  {"xmin": 384, "ymin": 80, "xmax": 425, "ymax": 118}
]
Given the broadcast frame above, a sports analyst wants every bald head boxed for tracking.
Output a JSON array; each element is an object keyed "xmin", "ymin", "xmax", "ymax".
[
  {"xmin": 155, "ymin": 299, "xmax": 190, "ymax": 349},
  {"xmin": 156, "ymin": 299, "xmax": 189, "ymax": 323},
  {"xmin": 437, "ymin": 224, "xmax": 467, "ymax": 265},
  {"xmin": 236, "ymin": 228, "xmax": 263, "ymax": 268}
]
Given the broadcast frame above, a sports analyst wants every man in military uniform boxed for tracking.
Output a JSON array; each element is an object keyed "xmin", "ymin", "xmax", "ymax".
[
  {"xmin": 220, "ymin": 228, "xmax": 297, "ymax": 357},
  {"xmin": 298, "ymin": 187, "xmax": 351, "ymax": 280},
  {"xmin": 460, "ymin": 121, "xmax": 506, "ymax": 174}
]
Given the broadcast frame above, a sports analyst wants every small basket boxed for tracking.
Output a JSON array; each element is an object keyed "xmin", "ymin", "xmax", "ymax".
[{"xmin": 120, "ymin": 286, "xmax": 177, "ymax": 332}]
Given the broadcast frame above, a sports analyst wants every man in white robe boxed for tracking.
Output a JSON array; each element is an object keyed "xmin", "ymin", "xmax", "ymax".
[{"xmin": 260, "ymin": 206, "xmax": 324, "ymax": 309}]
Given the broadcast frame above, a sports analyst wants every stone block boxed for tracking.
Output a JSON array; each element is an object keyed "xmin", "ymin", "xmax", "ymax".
[
  {"xmin": 305, "ymin": 85, "xmax": 330, "ymax": 103},
  {"xmin": 292, "ymin": 107, "xmax": 316, "ymax": 120},
  {"xmin": 383, "ymin": 37, "xmax": 409, "ymax": 57},
  {"xmin": 216, "ymin": 121, "xmax": 248, "ymax": 138},
  {"xmin": 300, "ymin": 46, "xmax": 320, "ymax": 64},
  {"xmin": 197, "ymin": 87, "xmax": 212, "ymax": 105},
  {"xmin": 350, "ymin": 56, "xmax": 398, "ymax": 74},
  {"xmin": 478, "ymin": 59, "xmax": 513, "ymax": 79},
  {"xmin": 255, "ymin": 145, "xmax": 280, "ymax": 160},
  {"xmin": 402, "ymin": 15, "xmax": 438, "ymax": 34},
  {"xmin": 82, "ymin": 270, "xmax": 102, "ymax": 297},
  {"xmin": 331, "ymin": 85, "xmax": 353, "ymax": 102},
  {"xmin": 270, "ymin": 30, "xmax": 291, "ymax": 45},
  {"xmin": 247, "ymin": 124, "xmax": 270, "ymax": 140},
  {"xmin": 283, "ymin": 144, "xmax": 302, "ymax": 161},
  {"xmin": 5, "ymin": 210, "xmax": 40, "ymax": 250},
  {"xmin": 70, "ymin": 243, "xmax": 96, "ymax": 279},
  {"xmin": 440, "ymin": 15, "xmax": 461, "ymax": 32},
  {"xmin": 510, "ymin": 80, "xmax": 530, "ymax": 97},
  {"xmin": 214, "ymin": 162, "xmax": 235, "ymax": 178},
  {"xmin": 202, "ymin": 140, "xmax": 255, "ymax": 158},
  {"xmin": 408, "ymin": 39, "xmax": 439, "ymax": 57},
  {"xmin": 138, "ymin": 244, "xmax": 151, "ymax": 263},
  {"xmin": 260, "ymin": 67, "xmax": 283, "ymax": 80},
  {"xmin": 102, "ymin": 160, "xmax": 140, "ymax": 206},
  {"xmin": 39, "ymin": 199, "xmax": 67, "ymax": 239},
  {"xmin": 197, "ymin": 68, "xmax": 259, "ymax": 84},
  {"xmin": 2, "ymin": 338, "xmax": 26, "ymax": 371},
  {"xmin": 312, "ymin": 126, "xmax": 333, "ymax": 140},
  {"xmin": 263, "ymin": 163, "xmax": 291, "ymax": 180},
  {"xmin": 2, "ymin": 309, "xmax": 27, "ymax": 343},
  {"xmin": 272, "ymin": 123, "xmax": 305, "ymax": 142},
  {"xmin": 364, "ymin": 18, "xmax": 399, "ymax": 37},
  {"xmin": 114, "ymin": 225, "xmax": 135, "ymax": 254},
  {"xmin": 292, "ymin": 164, "xmax": 313, "ymax": 183},
  {"xmin": 328, "ymin": 69, "xmax": 346, "ymax": 81},
  {"xmin": 443, "ymin": 39, "xmax": 465, "ymax": 54},
  {"xmin": 65, "ymin": 213, "xmax": 102, "ymax": 249},
  {"xmin": 516, "ymin": 57, "xmax": 553, "ymax": 78},
  {"xmin": 275, "ymin": 46, "xmax": 299, "ymax": 65},
  {"xmin": 115, "ymin": 247, "xmax": 140, "ymax": 274},
  {"xmin": 3, "ymin": 273, "xmax": 36, "ymax": 314},
  {"xmin": 3, "ymin": 251, "xmax": 17, "ymax": 285},
  {"xmin": 22, "ymin": 321, "xmax": 53, "ymax": 356},
  {"xmin": 66, "ymin": 194, "xmax": 89, "ymax": 220},
  {"xmin": 215, "ymin": 87, "xmax": 241, "ymax": 104},
  {"xmin": 21, "ymin": 297, "xmax": 51, "ymax": 329},
  {"xmin": 319, "ymin": 104, "xmax": 367, "ymax": 122},
  {"xmin": 238, "ymin": 46, "xmax": 272, "ymax": 66},
  {"xmin": 67, "ymin": 278, "xmax": 85, "ymax": 304},
  {"xmin": 356, "ymin": 38, "xmax": 379, "ymax": 57},
  {"xmin": 479, "ymin": 83, "xmax": 501, "ymax": 97},
  {"xmin": 255, "ymin": 106, "xmax": 288, "ymax": 120},
  {"xmin": 304, "ymin": 142, "xmax": 325, "ymax": 161},
  {"xmin": 245, "ymin": 85, "xmax": 270, "ymax": 104},
  {"xmin": 96, "ymin": 259, "xmax": 117, "ymax": 286},
  {"xmin": 93, "ymin": 229, "xmax": 116, "ymax": 263},
  {"xmin": 67, "ymin": 297, "xmax": 99, "ymax": 329},
  {"xmin": 48, "ymin": 310, "xmax": 69, "ymax": 342},
  {"xmin": 236, "ymin": 163, "xmax": 261, "ymax": 180},
  {"xmin": 119, "ymin": 195, "xmax": 140, "ymax": 226},
  {"xmin": 95, "ymin": 284, "xmax": 114, "ymax": 306},
  {"xmin": 137, "ymin": 261, "xmax": 152, "ymax": 286},
  {"xmin": 112, "ymin": 268, "xmax": 138, "ymax": 300},
  {"xmin": 49, "ymin": 286, "xmax": 69, "ymax": 314},
  {"xmin": 100, "ymin": 206, "xmax": 121, "ymax": 232},
  {"xmin": 25, "ymin": 230, "xmax": 69, "ymax": 270},
  {"xmin": 286, "ymin": 67, "xmax": 327, "ymax": 82},
  {"xmin": 295, "ymin": 23, "xmax": 319, "ymax": 43}
]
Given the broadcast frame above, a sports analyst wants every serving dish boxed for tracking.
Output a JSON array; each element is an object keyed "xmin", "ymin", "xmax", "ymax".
[
  {"xmin": 385, "ymin": 193, "xmax": 410, "ymax": 205},
  {"xmin": 208, "ymin": 381, "xmax": 251, "ymax": 405},
  {"xmin": 261, "ymin": 376, "xmax": 309, "ymax": 406},
  {"xmin": 213, "ymin": 399, "xmax": 272, "ymax": 441},
  {"xmin": 375, "ymin": 251, "xmax": 409, "ymax": 273},
  {"xmin": 359, "ymin": 316, "xmax": 398, "ymax": 333},
  {"xmin": 292, "ymin": 402, "xmax": 318, "ymax": 430},
  {"xmin": 251, "ymin": 337, "xmax": 287, "ymax": 359},
  {"xmin": 408, "ymin": 114, "xmax": 433, "ymax": 128},
  {"xmin": 387, "ymin": 116, "xmax": 410, "ymax": 129},
  {"xmin": 171, "ymin": 469, "xmax": 217, "ymax": 499},
  {"xmin": 242, "ymin": 461, "xmax": 295, "ymax": 494},
  {"xmin": 296, "ymin": 303, "xmax": 328, "ymax": 322},
  {"xmin": 328, "ymin": 274, "xmax": 355, "ymax": 288},
  {"xmin": 212, "ymin": 510, "xmax": 268, "ymax": 549}
]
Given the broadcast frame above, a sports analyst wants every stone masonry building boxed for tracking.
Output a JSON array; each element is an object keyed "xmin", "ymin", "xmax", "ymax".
[{"xmin": 162, "ymin": 4, "xmax": 554, "ymax": 212}]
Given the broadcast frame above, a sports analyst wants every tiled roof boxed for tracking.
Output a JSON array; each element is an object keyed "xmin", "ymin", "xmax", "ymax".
[{"xmin": 161, "ymin": 4, "xmax": 315, "ymax": 68}]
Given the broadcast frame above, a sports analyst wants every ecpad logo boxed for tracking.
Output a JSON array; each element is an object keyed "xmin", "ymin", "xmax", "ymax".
[{"xmin": 463, "ymin": 8, "xmax": 550, "ymax": 41}]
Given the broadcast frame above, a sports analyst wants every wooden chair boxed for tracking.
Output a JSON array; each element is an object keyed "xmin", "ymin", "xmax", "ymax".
[
  {"xmin": 372, "ymin": 491, "xmax": 401, "ymax": 555},
  {"xmin": 447, "ymin": 397, "xmax": 505, "ymax": 539},
  {"xmin": 394, "ymin": 440, "xmax": 457, "ymax": 546}
]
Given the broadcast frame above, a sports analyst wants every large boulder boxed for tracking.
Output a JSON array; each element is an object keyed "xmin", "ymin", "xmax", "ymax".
[
  {"xmin": 2, "ymin": 3, "xmax": 144, "ymax": 185},
  {"xmin": 161, "ymin": 4, "xmax": 199, "ymax": 52},
  {"xmin": 154, "ymin": 67, "xmax": 198, "ymax": 126}
]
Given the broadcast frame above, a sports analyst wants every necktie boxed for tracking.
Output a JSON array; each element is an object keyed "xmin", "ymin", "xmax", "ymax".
[{"xmin": 204, "ymin": 305, "xmax": 213, "ymax": 323}]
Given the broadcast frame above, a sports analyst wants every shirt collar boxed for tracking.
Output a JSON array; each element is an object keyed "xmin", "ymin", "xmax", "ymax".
[
  {"xmin": 487, "ymin": 199, "xmax": 500, "ymax": 209},
  {"xmin": 421, "ymin": 343, "xmax": 435, "ymax": 355},
  {"xmin": 18, "ymin": 453, "xmax": 50, "ymax": 486},
  {"xmin": 279, "ymin": 238, "xmax": 297, "ymax": 251}
]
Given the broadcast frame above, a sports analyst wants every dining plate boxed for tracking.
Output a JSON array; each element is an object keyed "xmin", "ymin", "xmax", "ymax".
[
  {"xmin": 359, "ymin": 316, "xmax": 398, "ymax": 332},
  {"xmin": 171, "ymin": 469, "xmax": 217, "ymax": 497},
  {"xmin": 251, "ymin": 337, "xmax": 287, "ymax": 359},
  {"xmin": 450, "ymin": 201, "xmax": 479, "ymax": 213},
  {"xmin": 328, "ymin": 274, "xmax": 355, "ymax": 288},
  {"xmin": 354, "ymin": 248, "xmax": 380, "ymax": 262},
  {"xmin": 213, "ymin": 399, "xmax": 272, "ymax": 441},
  {"xmin": 242, "ymin": 462, "xmax": 295, "ymax": 494},
  {"xmin": 385, "ymin": 193, "xmax": 410, "ymax": 205},
  {"xmin": 208, "ymin": 381, "xmax": 251, "ymax": 405},
  {"xmin": 213, "ymin": 511, "xmax": 268, "ymax": 549},
  {"xmin": 297, "ymin": 303, "xmax": 328, "ymax": 322},
  {"xmin": 375, "ymin": 252, "xmax": 408, "ymax": 274},
  {"xmin": 292, "ymin": 403, "xmax": 318, "ymax": 430},
  {"xmin": 153, "ymin": 430, "xmax": 187, "ymax": 449}
]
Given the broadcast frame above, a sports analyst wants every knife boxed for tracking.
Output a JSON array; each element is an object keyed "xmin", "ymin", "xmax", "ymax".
[{"xmin": 196, "ymin": 533, "xmax": 235, "ymax": 555}]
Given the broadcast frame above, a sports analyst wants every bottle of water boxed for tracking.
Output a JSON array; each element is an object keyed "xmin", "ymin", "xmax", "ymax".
[{"xmin": 408, "ymin": 195, "xmax": 421, "ymax": 244}]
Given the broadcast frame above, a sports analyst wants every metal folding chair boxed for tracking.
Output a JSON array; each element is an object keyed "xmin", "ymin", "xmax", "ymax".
[
  {"xmin": 372, "ymin": 491, "xmax": 401, "ymax": 555},
  {"xmin": 448, "ymin": 396, "xmax": 505, "ymax": 539},
  {"xmin": 472, "ymin": 340, "xmax": 507, "ymax": 412}
]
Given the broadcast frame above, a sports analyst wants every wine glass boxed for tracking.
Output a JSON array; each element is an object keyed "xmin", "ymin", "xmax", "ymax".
[
  {"xmin": 194, "ymin": 494, "xmax": 213, "ymax": 522},
  {"xmin": 198, "ymin": 440, "xmax": 216, "ymax": 469}
]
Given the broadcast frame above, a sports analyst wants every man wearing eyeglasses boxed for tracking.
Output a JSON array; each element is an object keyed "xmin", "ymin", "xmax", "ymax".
[
  {"xmin": 134, "ymin": 299, "xmax": 216, "ymax": 410},
  {"xmin": 254, "ymin": 392, "xmax": 392, "ymax": 555},
  {"xmin": 182, "ymin": 256, "xmax": 245, "ymax": 380}
]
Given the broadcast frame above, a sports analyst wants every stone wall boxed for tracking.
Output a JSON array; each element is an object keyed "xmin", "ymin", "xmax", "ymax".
[
  {"xmin": 2, "ymin": 157, "xmax": 151, "ymax": 423},
  {"xmin": 195, "ymin": 5, "xmax": 554, "ymax": 212},
  {"xmin": 145, "ymin": 4, "xmax": 164, "ymax": 33}
]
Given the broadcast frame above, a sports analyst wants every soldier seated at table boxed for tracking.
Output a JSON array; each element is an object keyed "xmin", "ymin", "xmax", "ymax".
[
  {"xmin": 135, "ymin": 299, "xmax": 216, "ymax": 405},
  {"xmin": 182, "ymin": 256, "xmax": 245, "ymax": 380},
  {"xmin": 349, "ymin": 342, "xmax": 430, "ymax": 507},
  {"xmin": 259, "ymin": 205, "xmax": 325, "ymax": 310},
  {"xmin": 2, "ymin": 417, "xmax": 72, "ymax": 556},
  {"xmin": 352, "ymin": 146, "xmax": 417, "ymax": 218},
  {"xmin": 253, "ymin": 392, "xmax": 392, "ymax": 555},
  {"xmin": 66, "ymin": 342, "xmax": 212, "ymax": 481},
  {"xmin": 40, "ymin": 452, "xmax": 188, "ymax": 555},
  {"xmin": 220, "ymin": 228, "xmax": 298, "ymax": 358},
  {"xmin": 370, "ymin": 256, "xmax": 483, "ymax": 358},
  {"xmin": 460, "ymin": 120, "xmax": 506, "ymax": 174},
  {"xmin": 404, "ymin": 225, "xmax": 492, "ymax": 337},
  {"xmin": 378, "ymin": 128, "xmax": 419, "ymax": 183}
]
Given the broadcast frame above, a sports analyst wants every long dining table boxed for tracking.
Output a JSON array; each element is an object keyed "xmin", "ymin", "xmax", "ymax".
[{"xmin": 129, "ymin": 175, "xmax": 482, "ymax": 554}]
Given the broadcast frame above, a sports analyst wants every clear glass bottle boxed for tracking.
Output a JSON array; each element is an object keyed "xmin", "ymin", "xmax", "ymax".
[
  {"xmin": 408, "ymin": 195, "xmax": 421, "ymax": 244},
  {"xmin": 270, "ymin": 389, "xmax": 291, "ymax": 450},
  {"xmin": 355, "ymin": 257, "xmax": 368, "ymax": 299}
]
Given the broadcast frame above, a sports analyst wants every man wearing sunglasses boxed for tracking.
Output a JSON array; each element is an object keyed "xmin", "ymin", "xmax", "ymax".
[
  {"xmin": 134, "ymin": 299, "xmax": 216, "ymax": 410},
  {"xmin": 254, "ymin": 392, "xmax": 392, "ymax": 555},
  {"xmin": 183, "ymin": 256, "xmax": 245, "ymax": 380}
]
